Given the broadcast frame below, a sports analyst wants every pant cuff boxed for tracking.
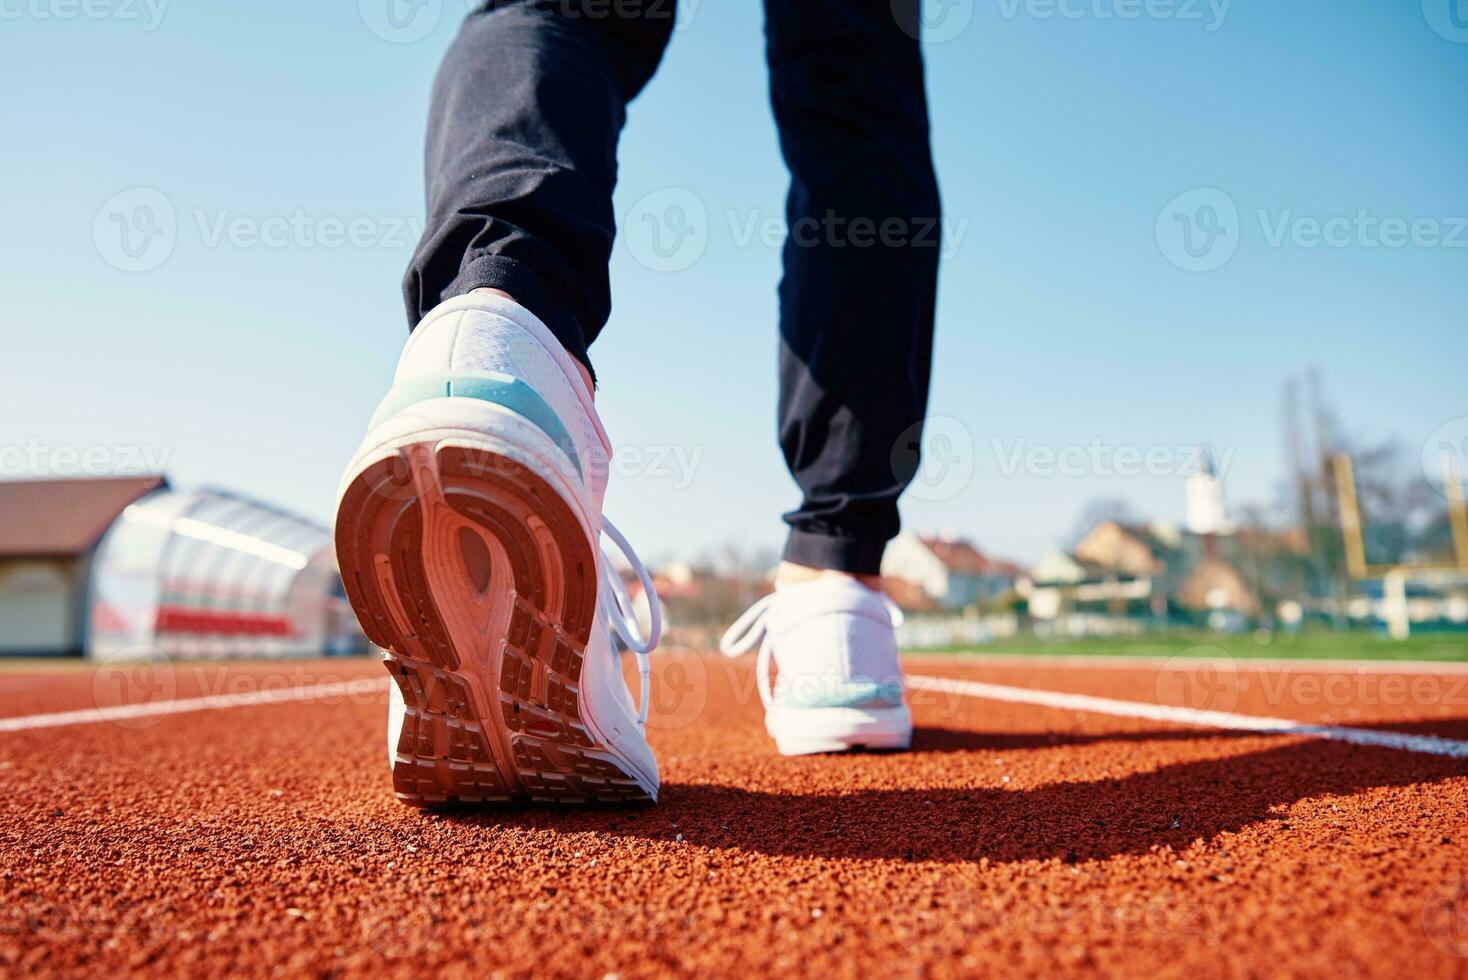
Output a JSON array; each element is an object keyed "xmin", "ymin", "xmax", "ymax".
[
  {"xmin": 783, "ymin": 530, "xmax": 887, "ymax": 576},
  {"xmin": 443, "ymin": 254, "xmax": 595, "ymax": 382}
]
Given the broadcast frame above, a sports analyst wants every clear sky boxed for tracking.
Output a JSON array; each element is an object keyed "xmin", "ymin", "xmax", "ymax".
[{"xmin": 2, "ymin": 0, "xmax": 1464, "ymax": 565}]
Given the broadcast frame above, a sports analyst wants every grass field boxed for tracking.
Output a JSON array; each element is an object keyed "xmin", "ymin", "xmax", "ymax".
[{"xmin": 924, "ymin": 629, "xmax": 1468, "ymax": 662}]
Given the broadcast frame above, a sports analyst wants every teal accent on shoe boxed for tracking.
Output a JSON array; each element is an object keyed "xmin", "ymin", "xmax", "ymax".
[
  {"xmin": 369, "ymin": 371, "xmax": 581, "ymax": 479},
  {"xmin": 778, "ymin": 678, "xmax": 905, "ymax": 710}
]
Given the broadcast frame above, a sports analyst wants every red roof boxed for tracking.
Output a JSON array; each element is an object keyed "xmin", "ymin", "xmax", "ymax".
[
  {"xmin": 0, "ymin": 476, "xmax": 166, "ymax": 557},
  {"xmin": 919, "ymin": 537, "xmax": 993, "ymax": 574},
  {"xmin": 882, "ymin": 576, "xmax": 943, "ymax": 613}
]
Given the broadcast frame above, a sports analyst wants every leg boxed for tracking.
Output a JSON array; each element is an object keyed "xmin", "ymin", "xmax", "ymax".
[
  {"xmin": 403, "ymin": 0, "xmax": 676, "ymax": 377},
  {"xmin": 764, "ymin": 0, "xmax": 942, "ymax": 578},
  {"xmin": 340, "ymin": 0, "xmax": 677, "ymax": 806}
]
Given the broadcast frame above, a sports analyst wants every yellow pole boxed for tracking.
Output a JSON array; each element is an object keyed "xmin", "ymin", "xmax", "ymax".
[
  {"xmin": 1444, "ymin": 449, "xmax": 1468, "ymax": 570},
  {"xmin": 1332, "ymin": 453, "xmax": 1368, "ymax": 580}
]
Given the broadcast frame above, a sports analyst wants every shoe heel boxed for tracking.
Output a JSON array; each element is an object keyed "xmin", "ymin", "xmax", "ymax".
[{"xmin": 335, "ymin": 437, "xmax": 651, "ymax": 805}]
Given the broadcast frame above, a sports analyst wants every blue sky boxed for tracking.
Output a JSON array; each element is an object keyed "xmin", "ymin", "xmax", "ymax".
[{"xmin": 2, "ymin": 0, "xmax": 1464, "ymax": 565}]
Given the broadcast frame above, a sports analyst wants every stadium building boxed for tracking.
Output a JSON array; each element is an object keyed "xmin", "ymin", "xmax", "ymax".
[{"xmin": 0, "ymin": 476, "xmax": 364, "ymax": 659}]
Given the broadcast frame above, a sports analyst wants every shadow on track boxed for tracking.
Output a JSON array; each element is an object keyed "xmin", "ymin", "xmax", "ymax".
[
  {"xmin": 443, "ymin": 718, "xmax": 1468, "ymax": 864},
  {"xmin": 909, "ymin": 724, "xmax": 1260, "ymax": 753}
]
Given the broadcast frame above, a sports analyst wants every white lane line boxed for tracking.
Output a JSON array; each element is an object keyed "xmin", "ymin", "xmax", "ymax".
[
  {"xmin": 907, "ymin": 674, "xmax": 1468, "ymax": 759},
  {"xmin": 0, "ymin": 678, "xmax": 390, "ymax": 733},
  {"xmin": 905, "ymin": 653, "xmax": 1468, "ymax": 674}
]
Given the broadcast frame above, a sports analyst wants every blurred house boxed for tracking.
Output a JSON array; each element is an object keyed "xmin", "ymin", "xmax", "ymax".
[
  {"xmin": 1177, "ymin": 557, "xmax": 1259, "ymax": 618},
  {"xmin": 1025, "ymin": 516, "xmax": 1313, "ymax": 628},
  {"xmin": 1072, "ymin": 519, "xmax": 1188, "ymax": 588},
  {"xmin": 0, "ymin": 475, "xmax": 365, "ymax": 659},
  {"xmin": 881, "ymin": 532, "xmax": 1023, "ymax": 611},
  {"xmin": 0, "ymin": 475, "xmax": 165, "ymax": 655}
]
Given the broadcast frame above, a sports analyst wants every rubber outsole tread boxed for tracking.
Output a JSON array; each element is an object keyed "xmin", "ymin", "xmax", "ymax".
[{"xmin": 335, "ymin": 441, "xmax": 651, "ymax": 806}]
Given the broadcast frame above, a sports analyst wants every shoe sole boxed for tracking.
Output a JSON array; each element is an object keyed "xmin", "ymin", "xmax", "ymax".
[
  {"xmin": 334, "ymin": 437, "xmax": 653, "ymax": 806},
  {"xmin": 767, "ymin": 705, "xmax": 913, "ymax": 757}
]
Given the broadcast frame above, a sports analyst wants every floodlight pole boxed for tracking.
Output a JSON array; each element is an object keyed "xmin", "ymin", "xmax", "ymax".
[{"xmin": 1444, "ymin": 449, "xmax": 1468, "ymax": 571}]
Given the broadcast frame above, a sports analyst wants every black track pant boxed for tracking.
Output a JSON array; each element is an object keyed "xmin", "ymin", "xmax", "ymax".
[{"xmin": 404, "ymin": 0, "xmax": 940, "ymax": 575}]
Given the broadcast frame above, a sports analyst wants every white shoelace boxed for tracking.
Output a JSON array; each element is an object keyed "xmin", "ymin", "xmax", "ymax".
[
  {"xmin": 597, "ymin": 516, "xmax": 662, "ymax": 729},
  {"xmin": 719, "ymin": 592, "xmax": 786, "ymax": 707},
  {"xmin": 717, "ymin": 593, "xmax": 780, "ymax": 709},
  {"xmin": 718, "ymin": 589, "xmax": 904, "ymax": 710}
]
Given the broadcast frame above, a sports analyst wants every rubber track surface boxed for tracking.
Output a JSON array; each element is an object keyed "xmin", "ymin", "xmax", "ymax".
[{"xmin": 2, "ymin": 654, "xmax": 1466, "ymax": 977}]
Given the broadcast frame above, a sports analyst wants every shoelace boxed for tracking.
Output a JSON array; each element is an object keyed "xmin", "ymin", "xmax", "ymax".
[
  {"xmin": 597, "ymin": 516, "xmax": 662, "ymax": 729},
  {"xmin": 717, "ymin": 593, "xmax": 779, "ymax": 709},
  {"xmin": 718, "ymin": 589, "xmax": 904, "ymax": 710}
]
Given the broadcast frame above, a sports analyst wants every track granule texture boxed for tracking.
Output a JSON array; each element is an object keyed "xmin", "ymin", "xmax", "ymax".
[{"xmin": 2, "ymin": 654, "xmax": 1466, "ymax": 977}]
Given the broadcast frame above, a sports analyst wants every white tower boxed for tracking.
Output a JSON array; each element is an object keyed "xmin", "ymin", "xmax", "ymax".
[{"xmin": 1185, "ymin": 446, "xmax": 1232, "ymax": 536}]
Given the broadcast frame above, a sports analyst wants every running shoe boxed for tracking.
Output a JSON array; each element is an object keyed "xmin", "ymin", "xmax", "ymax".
[
  {"xmin": 334, "ymin": 293, "xmax": 661, "ymax": 805},
  {"xmin": 719, "ymin": 576, "xmax": 912, "ymax": 755}
]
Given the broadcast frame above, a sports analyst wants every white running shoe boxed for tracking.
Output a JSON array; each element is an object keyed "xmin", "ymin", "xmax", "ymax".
[
  {"xmin": 334, "ymin": 293, "xmax": 662, "ymax": 805},
  {"xmin": 719, "ymin": 577, "xmax": 912, "ymax": 755}
]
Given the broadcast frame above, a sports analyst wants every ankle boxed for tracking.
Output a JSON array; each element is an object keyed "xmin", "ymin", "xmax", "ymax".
[
  {"xmin": 470, "ymin": 287, "xmax": 596, "ymax": 399},
  {"xmin": 775, "ymin": 561, "xmax": 883, "ymax": 594}
]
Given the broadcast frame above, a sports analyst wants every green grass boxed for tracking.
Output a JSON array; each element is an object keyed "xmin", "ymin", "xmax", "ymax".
[{"xmin": 918, "ymin": 630, "xmax": 1468, "ymax": 662}]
